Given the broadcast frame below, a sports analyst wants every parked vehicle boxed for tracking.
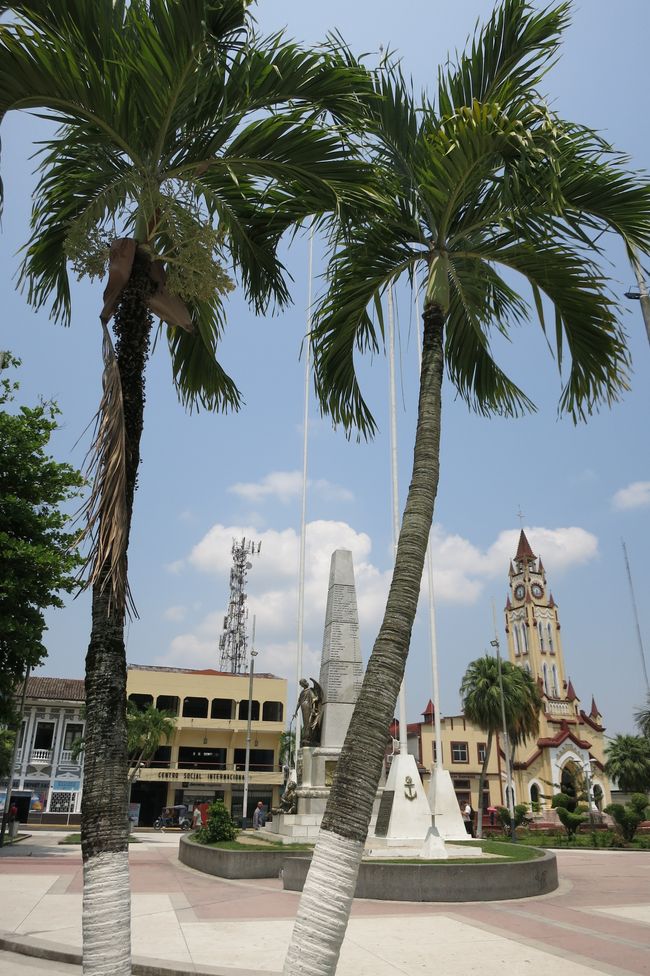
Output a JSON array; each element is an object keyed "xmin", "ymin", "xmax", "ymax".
[{"xmin": 153, "ymin": 804, "xmax": 192, "ymax": 831}]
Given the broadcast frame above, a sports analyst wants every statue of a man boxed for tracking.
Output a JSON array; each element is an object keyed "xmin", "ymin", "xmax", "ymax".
[{"xmin": 293, "ymin": 677, "xmax": 323, "ymax": 746}]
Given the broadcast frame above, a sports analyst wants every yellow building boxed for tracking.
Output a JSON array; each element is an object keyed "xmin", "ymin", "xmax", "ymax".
[
  {"xmin": 126, "ymin": 664, "xmax": 287, "ymax": 825},
  {"xmin": 406, "ymin": 530, "xmax": 610, "ymax": 820}
]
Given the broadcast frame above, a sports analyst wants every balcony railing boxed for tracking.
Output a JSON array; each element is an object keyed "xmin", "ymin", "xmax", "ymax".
[
  {"xmin": 30, "ymin": 748, "xmax": 53, "ymax": 763},
  {"xmin": 59, "ymin": 750, "xmax": 78, "ymax": 764},
  {"xmin": 546, "ymin": 700, "xmax": 572, "ymax": 717}
]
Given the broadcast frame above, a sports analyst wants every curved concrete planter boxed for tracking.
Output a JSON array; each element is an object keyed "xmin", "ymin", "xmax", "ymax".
[
  {"xmin": 180, "ymin": 835, "xmax": 558, "ymax": 901},
  {"xmin": 282, "ymin": 849, "xmax": 558, "ymax": 902},
  {"xmin": 179, "ymin": 833, "xmax": 308, "ymax": 880}
]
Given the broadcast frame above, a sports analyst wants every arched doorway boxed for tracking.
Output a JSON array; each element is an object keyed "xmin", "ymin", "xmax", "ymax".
[{"xmin": 529, "ymin": 782, "xmax": 540, "ymax": 810}]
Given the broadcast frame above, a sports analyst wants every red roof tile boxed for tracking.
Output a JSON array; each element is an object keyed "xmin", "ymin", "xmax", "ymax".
[
  {"xmin": 515, "ymin": 529, "xmax": 536, "ymax": 562},
  {"xmin": 26, "ymin": 676, "xmax": 85, "ymax": 702}
]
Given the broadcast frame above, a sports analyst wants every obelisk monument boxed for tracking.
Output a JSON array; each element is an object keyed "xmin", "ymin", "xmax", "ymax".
[{"xmin": 318, "ymin": 549, "xmax": 364, "ymax": 748}]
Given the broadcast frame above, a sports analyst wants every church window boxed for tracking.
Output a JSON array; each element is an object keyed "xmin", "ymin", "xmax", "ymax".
[
  {"xmin": 538, "ymin": 621, "xmax": 545, "ymax": 651},
  {"xmin": 551, "ymin": 665, "xmax": 559, "ymax": 697},
  {"xmin": 521, "ymin": 625, "xmax": 529, "ymax": 654},
  {"xmin": 524, "ymin": 662, "xmax": 532, "ymax": 675},
  {"xmin": 513, "ymin": 627, "xmax": 521, "ymax": 656},
  {"xmin": 542, "ymin": 664, "xmax": 549, "ymax": 695},
  {"xmin": 547, "ymin": 623, "xmax": 554, "ymax": 653},
  {"xmin": 530, "ymin": 783, "xmax": 540, "ymax": 806}
]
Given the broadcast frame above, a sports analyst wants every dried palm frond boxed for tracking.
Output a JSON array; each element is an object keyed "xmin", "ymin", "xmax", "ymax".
[{"xmin": 75, "ymin": 319, "xmax": 134, "ymax": 619}]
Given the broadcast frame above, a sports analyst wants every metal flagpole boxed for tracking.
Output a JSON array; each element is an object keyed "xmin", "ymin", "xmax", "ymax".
[
  {"xmin": 622, "ymin": 539, "xmax": 649, "ymax": 691},
  {"xmin": 295, "ymin": 227, "xmax": 314, "ymax": 755},
  {"xmin": 387, "ymin": 285, "xmax": 408, "ymax": 751}
]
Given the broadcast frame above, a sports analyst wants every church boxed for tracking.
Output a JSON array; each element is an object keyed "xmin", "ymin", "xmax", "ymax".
[{"xmin": 407, "ymin": 530, "xmax": 610, "ymax": 815}]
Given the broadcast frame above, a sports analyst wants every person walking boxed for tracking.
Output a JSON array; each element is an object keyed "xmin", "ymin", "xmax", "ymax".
[
  {"xmin": 8, "ymin": 802, "xmax": 19, "ymax": 841},
  {"xmin": 252, "ymin": 801, "xmax": 266, "ymax": 830},
  {"xmin": 192, "ymin": 804, "xmax": 203, "ymax": 830},
  {"xmin": 463, "ymin": 800, "xmax": 474, "ymax": 837}
]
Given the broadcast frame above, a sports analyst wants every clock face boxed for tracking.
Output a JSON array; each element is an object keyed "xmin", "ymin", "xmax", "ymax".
[
  {"xmin": 531, "ymin": 583, "xmax": 543, "ymax": 599},
  {"xmin": 514, "ymin": 584, "xmax": 525, "ymax": 600}
]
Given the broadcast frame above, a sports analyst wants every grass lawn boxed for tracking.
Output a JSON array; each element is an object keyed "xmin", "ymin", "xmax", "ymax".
[
  {"xmin": 510, "ymin": 830, "xmax": 650, "ymax": 850},
  {"xmin": 187, "ymin": 835, "xmax": 313, "ymax": 851}
]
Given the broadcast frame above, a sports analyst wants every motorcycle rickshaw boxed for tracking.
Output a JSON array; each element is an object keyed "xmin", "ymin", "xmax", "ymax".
[{"xmin": 153, "ymin": 804, "xmax": 192, "ymax": 831}]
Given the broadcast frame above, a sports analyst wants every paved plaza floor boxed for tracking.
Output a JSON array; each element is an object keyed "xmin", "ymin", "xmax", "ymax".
[{"xmin": 0, "ymin": 831, "xmax": 649, "ymax": 975}]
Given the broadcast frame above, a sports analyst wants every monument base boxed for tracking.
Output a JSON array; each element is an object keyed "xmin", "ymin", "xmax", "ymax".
[
  {"xmin": 366, "ymin": 752, "xmax": 447, "ymax": 858},
  {"xmin": 428, "ymin": 766, "xmax": 469, "ymax": 841}
]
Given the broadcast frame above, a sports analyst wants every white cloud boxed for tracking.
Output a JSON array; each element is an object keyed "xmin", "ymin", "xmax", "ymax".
[
  {"xmin": 157, "ymin": 519, "xmax": 598, "ymax": 676},
  {"xmin": 228, "ymin": 470, "xmax": 353, "ymax": 504},
  {"xmin": 612, "ymin": 481, "xmax": 650, "ymax": 511},
  {"xmin": 163, "ymin": 605, "xmax": 187, "ymax": 622}
]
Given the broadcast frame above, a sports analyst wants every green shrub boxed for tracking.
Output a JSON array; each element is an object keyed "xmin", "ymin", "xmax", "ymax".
[
  {"xmin": 195, "ymin": 800, "xmax": 238, "ymax": 844},
  {"xmin": 605, "ymin": 793, "xmax": 649, "ymax": 843},
  {"xmin": 551, "ymin": 792, "xmax": 572, "ymax": 810},
  {"xmin": 496, "ymin": 803, "xmax": 530, "ymax": 832},
  {"xmin": 556, "ymin": 805, "xmax": 587, "ymax": 839}
]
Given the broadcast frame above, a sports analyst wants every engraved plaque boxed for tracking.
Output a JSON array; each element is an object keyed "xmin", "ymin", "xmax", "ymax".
[
  {"xmin": 324, "ymin": 761, "xmax": 337, "ymax": 787},
  {"xmin": 374, "ymin": 790, "xmax": 395, "ymax": 837}
]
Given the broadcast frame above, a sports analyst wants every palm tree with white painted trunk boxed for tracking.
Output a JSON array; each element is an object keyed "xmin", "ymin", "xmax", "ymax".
[
  {"xmin": 283, "ymin": 1, "xmax": 650, "ymax": 972},
  {"xmin": 0, "ymin": 3, "xmax": 376, "ymax": 973}
]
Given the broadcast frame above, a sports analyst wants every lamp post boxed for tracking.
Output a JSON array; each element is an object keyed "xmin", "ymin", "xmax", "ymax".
[
  {"xmin": 583, "ymin": 757, "xmax": 595, "ymax": 823},
  {"xmin": 490, "ymin": 622, "xmax": 516, "ymax": 841},
  {"xmin": 241, "ymin": 630, "xmax": 258, "ymax": 829}
]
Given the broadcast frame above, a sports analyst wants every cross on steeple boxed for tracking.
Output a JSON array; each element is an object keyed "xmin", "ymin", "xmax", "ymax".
[{"xmin": 516, "ymin": 505, "xmax": 526, "ymax": 528}]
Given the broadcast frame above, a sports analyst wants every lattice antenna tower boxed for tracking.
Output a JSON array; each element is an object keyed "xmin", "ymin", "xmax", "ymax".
[{"xmin": 218, "ymin": 537, "xmax": 262, "ymax": 673}]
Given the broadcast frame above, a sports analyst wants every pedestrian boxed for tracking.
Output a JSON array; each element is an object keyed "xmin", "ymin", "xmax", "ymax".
[
  {"xmin": 463, "ymin": 800, "xmax": 474, "ymax": 837},
  {"xmin": 252, "ymin": 801, "xmax": 266, "ymax": 830},
  {"xmin": 8, "ymin": 801, "xmax": 18, "ymax": 841},
  {"xmin": 192, "ymin": 804, "xmax": 203, "ymax": 830}
]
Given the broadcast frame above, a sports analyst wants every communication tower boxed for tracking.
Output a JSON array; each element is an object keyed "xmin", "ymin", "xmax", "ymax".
[{"xmin": 218, "ymin": 537, "xmax": 261, "ymax": 673}]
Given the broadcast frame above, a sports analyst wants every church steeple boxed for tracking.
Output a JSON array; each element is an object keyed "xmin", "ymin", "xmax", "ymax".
[{"xmin": 504, "ymin": 530, "xmax": 568, "ymax": 702}]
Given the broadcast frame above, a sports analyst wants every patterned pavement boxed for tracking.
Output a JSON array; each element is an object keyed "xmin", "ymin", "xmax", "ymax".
[{"xmin": 0, "ymin": 832, "xmax": 648, "ymax": 975}]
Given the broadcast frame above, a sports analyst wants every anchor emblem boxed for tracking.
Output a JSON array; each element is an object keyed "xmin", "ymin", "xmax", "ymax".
[{"xmin": 404, "ymin": 775, "xmax": 417, "ymax": 801}]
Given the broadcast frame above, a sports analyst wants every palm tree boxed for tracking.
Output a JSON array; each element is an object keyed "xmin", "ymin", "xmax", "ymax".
[
  {"xmin": 460, "ymin": 655, "xmax": 542, "ymax": 838},
  {"xmin": 634, "ymin": 693, "xmax": 650, "ymax": 739},
  {"xmin": 283, "ymin": 2, "xmax": 650, "ymax": 972},
  {"xmin": 126, "ymin": 702, "xmax": 176, "ymax": 784},
  {"xmin": 0, "ymin": 4, "xmax": 374, "ymax": 973},
  {"xmin": 604, "ymin": 735, "xmax": 650, "ymax": 794}
]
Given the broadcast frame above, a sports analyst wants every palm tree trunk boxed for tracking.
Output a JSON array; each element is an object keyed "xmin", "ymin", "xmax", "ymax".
[
  {"xmin": 81, "ymin": 249, "xmax": 153, "ymax": 976},
  {"xmin": 283, "ymin": 302, "xmax": 445, "ymax": 976},
  {"xmin": 475, "ymin": 730, "xmax": 492, "ymax": 839}
]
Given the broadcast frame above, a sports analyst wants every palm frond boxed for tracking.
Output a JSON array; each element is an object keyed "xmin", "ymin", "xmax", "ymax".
[{"xmin": 438, "ymin": 0, "xmax": 570, "ymax": 115}]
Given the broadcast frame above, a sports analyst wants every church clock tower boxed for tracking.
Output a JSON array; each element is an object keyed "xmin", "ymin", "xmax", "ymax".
[{"xmin": 504, "ymin": 530, "xmax": 568, "ymax": 703}]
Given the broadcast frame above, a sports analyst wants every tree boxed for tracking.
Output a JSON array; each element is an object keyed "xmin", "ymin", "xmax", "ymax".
[
  {"xmin": 0, "ymin": 354, "xmax": 82, "ymax": 719},
  {"xmin": 0, "ymin": 5, "xmax": 374, "ymax": 974},
  {"xmin": 284, "ymin": 3, "xmax": 650, "ymax": 972},
  {"xmin": 460, "ymin": 655, "xmax": 542, "ymax": 837},
  {"xmin": 127, "ymin": 702, "xmax": 176, "ymax": 784},
  {"xmin": 553, "ymin": 793, "xmax": 587, "ymax": 840},
  {"xmin": 606, "ymin": 794, "xmax": 649, "ymax": 843},
  {"xmin": 634, "ymin": 693, "xmax": 650, "ymax": 739},
  {"xmin": 604, "ymin": 734, "xmax": 650, "ymax": 794}
]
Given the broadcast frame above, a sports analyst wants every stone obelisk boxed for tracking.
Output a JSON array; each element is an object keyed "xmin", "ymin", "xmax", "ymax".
[{"xmin": 318, "ymin": 549, "xmax": 364, "ymax": 748}]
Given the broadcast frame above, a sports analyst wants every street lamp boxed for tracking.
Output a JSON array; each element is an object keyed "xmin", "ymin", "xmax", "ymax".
[
  {"xmin": 490, "ymin": 632, "xmax": 517, "ymax": 842},
  {"xmin": 583, "ymin": 757, "xmax": 596, "ymax": 823},
  {"xmin": 624, "ymin": 252, "xmax": 650, "ymax": 349},
  {"xmin": 241, "ymin": 635, "xmax": 258, "ymax": 830}
]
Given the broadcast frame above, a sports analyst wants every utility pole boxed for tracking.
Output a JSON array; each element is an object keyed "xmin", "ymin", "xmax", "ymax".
[
  {"xmin": 491, "ymin": 603, "xmax": 516, "ymax": 841},
  {"xmin": 241, "ymin": 617, "xmax": 258, "ymax": 829}
]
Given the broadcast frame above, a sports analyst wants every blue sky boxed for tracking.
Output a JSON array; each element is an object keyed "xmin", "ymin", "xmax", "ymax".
[{"xmin": 1, "ymin": 1, "xmax": 649, "ymax": 737}]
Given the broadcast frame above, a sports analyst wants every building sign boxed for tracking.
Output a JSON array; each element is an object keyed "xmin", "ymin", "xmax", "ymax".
[
  {"xmin": 154, "ymin": 770, "xmax": 246, "ymax": 784},
  {"xmin": 53, "ymin": 780, "xmax": 81, "ymax": 791}
]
